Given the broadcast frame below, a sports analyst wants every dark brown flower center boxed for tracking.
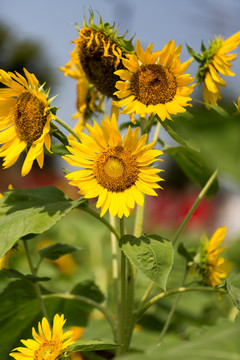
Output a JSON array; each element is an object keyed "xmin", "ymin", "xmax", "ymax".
[
  {"xmin": 77, "ymin": 28, "xmax": 126, "ymax": 99},
  {"xmin": 93, "ymin": 146, "xmax": 139, "ymax": 192},
  {"xmin": 131, "ymin": 64, "xmax": 177, "ymax": 105},
  {"xmin": 14, "ymin": 92, "xmax": 47, "ymax": 143}
]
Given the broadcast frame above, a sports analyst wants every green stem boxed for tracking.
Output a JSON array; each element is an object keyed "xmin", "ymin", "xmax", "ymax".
[
  {"xmin": 133, "ymin": 199, "xmax": 145, "ymax": 237},
  {"xmin": 80, "ymin": 206, "xmax": 120, "ymax": 240},
  {"xmin": 118, "ymin": 218, "xmax": 127, "ymax": 355},
  {"xmin": 22, "ymin": 239, "xmax": 49, "ymax": 320},
  {"xmin": 157, "ymin": 266, "xmax": 188, "ymax": 346},
  {"xmin": 42, "ymin": 293, "xmax": 117, "ymax": 341},
  {"xmin": 172, "ymin": 168, "xmax": 219, "ymax": 246},
  {"xmin": 55, "ymin": 117, "xmax": 81, "ymax": 142},
  {"xmin": 109, "ymin": 215, "xmax": 120, "ymax": 331},
  {"xmin": 135, "ymin": 285, "xmax": 225, "ymax": 320}
]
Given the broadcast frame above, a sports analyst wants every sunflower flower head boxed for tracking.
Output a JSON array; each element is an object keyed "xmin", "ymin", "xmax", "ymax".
[
  {"xmin": 195, "ymin": 226, "xmax": 232, "ymax": 287},
  {"xmin": 0, "ymin": 68, "xmax": 57, "ymax": 176},
  {"xmin": 63, "ymin": 114, "xmax": 164, "ymax": 218},
  {"xmin": 10, "ymin": 314, "xmax": 74, "ymax": 359},
  {"xmin": 72, "ymin": 11, "xmax": 134, "ymax": 99},
  {"xmin": 112, "ymin": 38, "xmax": 194, "ymax": 122},
  {"xmin": 60, "ymin": 48, "xmax": 103, "ymax": 137},
  {"xmin": 187, "ymin": 31, "xmax": 240, "ymax": 107}
]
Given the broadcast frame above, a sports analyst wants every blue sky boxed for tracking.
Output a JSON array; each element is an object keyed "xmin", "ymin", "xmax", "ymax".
[{"xmin": 0, "ymin": 0, "xmax": 240, "ymax": 125}]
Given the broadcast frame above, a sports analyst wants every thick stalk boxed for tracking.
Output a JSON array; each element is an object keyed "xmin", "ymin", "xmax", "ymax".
[
  {"xmin": 117, "ymin": 218, "xmax": 127, "ymax": 356},
  {"xmin": 22, "ymin": 239, "xmax": 49, "ymax": 320},
  {"xmin": 109, "ymin": 215, "xmax": 120, "ymax": 333},
  {"xmin": 55, "ymin": 117, "xmax": 81, "ymax": 142}
]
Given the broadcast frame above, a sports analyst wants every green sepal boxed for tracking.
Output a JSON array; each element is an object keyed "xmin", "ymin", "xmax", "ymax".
[
  {"xmin": 82, "ymin": 9, "xmax": 134, "ymax": 53},
  {"xmin": 186, "ymin": 43, "xmax": 203, "ymax": 62}
]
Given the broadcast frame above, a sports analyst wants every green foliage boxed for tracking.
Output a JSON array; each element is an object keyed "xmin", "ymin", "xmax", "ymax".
[
  {"xmin": 0, "ymin": 279, "xmax": 104, "ymax": 357},
  {"xmin": 117, "ymin": 321, "xmax": 240, "ymax": 360},
  {"xmin": 166, "ymin": 146, "xmax": 219, "ymax": 198},
  {"xmin": 38, "ymin": 242, "xmax": 79, "ymax": 260},
  {"xmin": 226, "ymin": 273, "xmax": 240, "ymax": 310},
  {"xmin": 0, "ymin": 269, "xmax": 50, "ymax": 282},
  {"xmin": 120, "ymin": 234, "xmax": 174, "ymax": 290},
  {"xmin": 68, "ymin": 339, "xmax": 118, "ymax": 352},
  {"xmin": 0, "ymin": 186, "xmax": 86, "ymax": 258}
]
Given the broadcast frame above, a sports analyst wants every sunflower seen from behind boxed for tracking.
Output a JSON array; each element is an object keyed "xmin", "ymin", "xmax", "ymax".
[
  {"xmin": 0, "ymin": 68, "xmax": 56, "ymax": 176},
  {"xmin": 112, "ymin": 39, "xmax": 194, "ymax": 121},
  {"xmin": 188, "ymin": 31, "xmax": 240, "ymax": 107},
  {"xmin": 196, "ymin": 226, "xmax": 232, "ymax": 287},
  {"xmin": 10, "ymin": 314, "xmax": 74, "ymax": 359},
  {"xmin": 63, "ymin": 114, "xmax": 164, "ymax": 218}
]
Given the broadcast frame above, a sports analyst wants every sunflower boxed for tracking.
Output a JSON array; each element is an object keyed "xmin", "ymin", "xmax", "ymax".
[
  {"xmin": 197, "ymin": 226, "xmax": 232, "ymax": 287},
  {"xmin": 112, "ymin": 39, "xmax": 194, "ymax": 121},
  {"xmin": 10, "ymin": 314, "xmax": 74, "ymax": 359},
  {"xmin": 189, "ymin": 31, "xmax": 240, "ymax": 107},
  {"xmin": 63, "ymin": 114, "xmax": 164, "ymax": 218},
  {"xmin": 0, "ymin": 68, "xmax": 56, "ymax": 176},
  {"xmin": 60, "ymin": 48, "xmax": 102, "ymax": 137},
  {"xmin": 71, "ymin": 11, "xmax": 134, "ymax": 99}
]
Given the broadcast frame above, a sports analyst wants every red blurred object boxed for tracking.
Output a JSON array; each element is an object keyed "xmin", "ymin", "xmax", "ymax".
[{"xmin": 146, "ymin": 187, "xmax": 217, "ymax": 231}]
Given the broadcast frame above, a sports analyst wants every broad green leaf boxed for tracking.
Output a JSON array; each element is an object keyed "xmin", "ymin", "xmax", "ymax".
[
  {"xmin": 165, "ymin": 146, "xmax": 219, "ymax": 198},
  {"xmin": 226, "ymin": 273, "xmax": 240, "ymax": 310},
  {"xmin": 117, "ymin": 321, "xmax": 240, "ymax": 360},
  {"xmin": 0, "ymin": 268, "xmax": 50, "ymax": 282},
  {"xmin": 38, "ymin": 242, "xmax": 79, "ymax": 260},
  {"xmin": 68, "ymin": 339, "xmax": 118, "ymax": 352},
  {"xmin": 0, "ymin": 186, "xmax": 86, "ymax": 258},
  {"xmin": 120, "ymin": 234, "xmax": 173, "ymax": 290}
]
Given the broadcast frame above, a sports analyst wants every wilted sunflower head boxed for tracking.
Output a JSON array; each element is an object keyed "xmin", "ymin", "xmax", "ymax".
[{"xmin": 72, "ymin": 11, "xmax": 134, "ymax": 99}]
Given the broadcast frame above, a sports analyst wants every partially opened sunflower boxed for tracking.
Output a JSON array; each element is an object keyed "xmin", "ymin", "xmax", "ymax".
[
  {"xmin": 0, "ymin": 68, "xmax": 56, "ymax": 176},
  {"xmin": 63, "ymin": 114, "xmax": 164, "ymax": 218},
  {"xmin": 112, "ymin": 39, "xmax": 194, "ymax": 121}
]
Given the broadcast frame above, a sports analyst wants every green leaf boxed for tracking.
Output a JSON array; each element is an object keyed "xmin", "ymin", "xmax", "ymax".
[
  {"xmin": 120, "ymin": 234, "xmax": 173, "ymax": 290},
  {"xmin": 0, "ymin": 186, "xmax": 85, "ymax": 258},
  {"xmin": 165, "ymin": 146, "xmax": 219, "ymax": 198},
  {"xmin": 71, "ymin": 280, "xmax": 105, "ymax": 304},
  {"xmin": 226, "ymin": 273, "xmax": 240, "ymax": 310},
  {"xmin": 68, "ymin": 340, "xmax": 118, "ymax": 353},
  {"xmin": 117, "ymin": 321, "xmax": 240, "ymax": 360},
  {"xmin": 157, "ymin": 114, "xmax": 199, "ymax": 152},
  {"xmin": 50, "ymin": 143, "xmax": 70, "ymax": 156},
  {"xmin": 0, "ymin": 269, "xmax": 50, "ymax": 282},
  {"xmin": 38, "ymin": 242, "xmax": 79, "ymax": 260}
]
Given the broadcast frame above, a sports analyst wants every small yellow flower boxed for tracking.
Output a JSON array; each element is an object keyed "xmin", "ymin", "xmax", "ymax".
[
  {"xmin": 63, "ymin": 114, "xmax": 164, "ymax": 218},
  {"xmin": 10, "ymin": 314, "xmax": 74, "ymax": 359},
  {"xmin": 191, "ymin": 31, "xmax": 240, "ymax": 107},
  {"xmin": 112, "ymin": 39, "xmax": 194, "ymax": 121},
  {"xmin": 0, "ymin": 68, "xmax": 56, "ymax": 176},
  {"xmin": 198, "ymin": 226, "xmax": 232, "ymax": 287}
]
